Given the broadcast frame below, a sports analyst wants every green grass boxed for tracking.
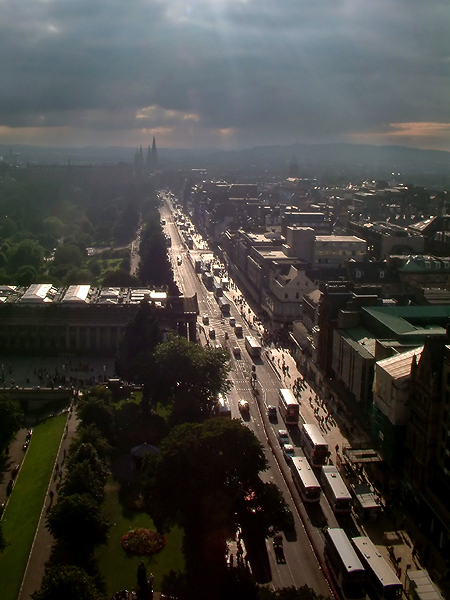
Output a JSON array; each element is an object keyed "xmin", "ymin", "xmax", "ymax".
[
  {"xmin": 96, "ymin": 477, "xmax": 185, "ymax": 596},
  {"xmin": 0, "ymin": 413, "xmax": 67, "ymax": 600}
]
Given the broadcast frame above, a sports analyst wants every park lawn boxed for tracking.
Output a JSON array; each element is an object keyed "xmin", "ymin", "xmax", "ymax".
[
  {"xmin": 0, "ymin": 413, "xmax": 67, "ymax": 600},
  {"xmin": 97, "ymin": 477, "xmax": 185, "ymax": 597}
]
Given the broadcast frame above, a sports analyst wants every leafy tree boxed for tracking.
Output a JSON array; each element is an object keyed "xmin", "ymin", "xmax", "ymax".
[
  {"xmin": 0, "ymin": 522, "xmax": 5, "ymax": 553},
  {"xmin": 115, "ymin": 300, "xmax": 161, "ymax": 409},
  {"xmin": 235, "ymin": 480, "xmax": 294, "ymax": 538},
  {"xmin": 77, "ymin": 395, "xmax": 114, "ymax": 441},
  {"xmin": 142, "ymin": 419, "xmax": 267, "ymax": 530},
  {"xmin": 59, "ymin": 460, "xmax": 106, "ymax": 503},
  {"xmin": 53, "ymin": 244, "xmax": 84, "ymax": 268},
  {"xmin": 46, "ymin": 494, "xmax": 110, "ymax": 552},
  {"xmin": 42, "ymin": 216, "xmax": 65, "ymax": 239},
  {"xmin": 102, "ymin": 268, "xmax": 140, "ymax": 287},
  {"xmin": 6, "ymin": 239, "xmax": 44, "ymax": 275},
  {"xmin": 16, "ymin": 265, "xmax": 37, "ymax": 286},
  {"xmin": 62, "ymin": 267, "xmax": 94, "ymax": 285},
  {"xmin": 68, "ymin": 424, "xmax": 112, "ymax": 461},
  {"xmin": 31, "ymin": 565, "xmax": 105, "ymax": 600},
  {"xmin": 0, "ymin": 396, "xmax": 23, "ymax": 454},
  {"xmin": 151, "ymin": 333, "xmax": 231, "ymax": 424}
]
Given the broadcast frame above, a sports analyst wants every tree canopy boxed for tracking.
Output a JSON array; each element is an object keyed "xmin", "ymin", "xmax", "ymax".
[
  {"xmin": 31, "ymin": 565, "xmax": 105, "ymax": 600},
  {"xmin": 0, "ymin": 395, "xmax": 23, "ymax": 454},
  {"xmin": 142, "ymin": 419, "xmax": 267, "ymax": 530},
  {"xmin": 151, "ymin": 333, "xmax": 232, "ymax": 424},
  {"xmin": 46, "ymin": 493, "xmax": 110, "ymax": 554}
]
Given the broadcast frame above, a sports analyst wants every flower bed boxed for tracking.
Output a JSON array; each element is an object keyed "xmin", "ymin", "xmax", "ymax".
[{"xmin": 121, "ymin": 528, "xmax": 166, "ymax": 556}]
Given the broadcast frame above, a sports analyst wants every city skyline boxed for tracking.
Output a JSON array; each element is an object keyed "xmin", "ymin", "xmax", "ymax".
[{"xmin": 1, "ymin": 0, "xmax": 449, "ymax": 152}]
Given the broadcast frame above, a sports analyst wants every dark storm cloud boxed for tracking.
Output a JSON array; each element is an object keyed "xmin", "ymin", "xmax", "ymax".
[{"xmin": 0, "ymin": 0, "xmax": 449, "ymax": 148}]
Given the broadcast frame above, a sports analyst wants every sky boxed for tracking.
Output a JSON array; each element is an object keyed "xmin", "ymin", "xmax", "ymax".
[{"xmin": 1, "ymin": 0, "xmax": 449, "ymax": 151}]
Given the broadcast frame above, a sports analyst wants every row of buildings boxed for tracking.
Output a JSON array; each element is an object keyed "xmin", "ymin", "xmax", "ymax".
[{"xmin": 186, "ymin": 175, "xmax": 450, "ymax": 560}]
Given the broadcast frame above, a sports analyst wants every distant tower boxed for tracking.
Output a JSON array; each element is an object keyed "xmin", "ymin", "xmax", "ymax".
[
  {"xmin": 134, "ymin": 146, "xmax": 144, "ymax": 176},
  {"xmin": 146, "ymin": 136, "xmax": 158, "ymax": 172},
  {"xmin": 289, "ymin": 156, "xmax": 299, "ymax": 178}
]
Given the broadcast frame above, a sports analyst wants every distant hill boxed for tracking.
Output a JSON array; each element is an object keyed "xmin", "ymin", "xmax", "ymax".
[{"xmin": 1, "ymin": 142, "xmax": 449, "ymax": 184}]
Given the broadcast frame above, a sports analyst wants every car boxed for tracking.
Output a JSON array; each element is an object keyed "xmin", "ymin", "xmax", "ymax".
[
  {"xmin": 229, "ymin": 317, "xmax": 236, "ymax": 326},
  {"xmin": 278, "ymin": 430, "xmax": 289, "ymax": 446},
  {"xmin": 239, "ymin": 400, "xmax": 250, "ymax": 413},
  {"xmin": 177, "ymin": 255, "xmax": 182, "ymax": 265},
  {"xmin": 209, "ymin": 328, "xmax": 215, "ymax": 339},
  {"xmin": 273, "ymin": 534, "xmax": 286, "ymax": 564},
  {"xmin": 282, "ymin": 443, "xmax": 295, "ymax": 462},
  {"xmin": 232, "ymin": 346, "xmax": 241, "ymax": 357},
  {"xmin": 202, "ymin": 314, "xmax": 209, "ymax": 325},
  {"xmin": 267, "ymin": 405, "xmax": 277, "ymax": 419}
]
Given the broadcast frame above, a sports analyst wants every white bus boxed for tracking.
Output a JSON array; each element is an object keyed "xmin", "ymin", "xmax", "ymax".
[
  {"xmin": 351, "ymin": 537, "xmax": 402, "ymax": 600},
  {"xmin": 245, "ymin": 335, "xmax": 261, "ymax": 358},
  {"xmin": 290, "ymin": 456, "xmax": 321, "ymax": 503},
  {"xmin": 215, "ymin": 393, "xmax": 231, "ymax": 418},
  {"xmin": 324, "ymin": 528, "xmax": 367, "ymax": 600},
  {"xmin": 301, "ymin": 423, "xmax": 329, "ymax": 467},
  {"xmin": 278, "ymin": 388, "xmax": 300, "ymax": 426},
  {"xmin": 321, "ymin": 465, "xmax": 353, "ymax": 514}
]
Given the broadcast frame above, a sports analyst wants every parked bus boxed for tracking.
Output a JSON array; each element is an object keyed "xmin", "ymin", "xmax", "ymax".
[
  {"xmin": 290, "ymin": 456, "xmax": 321, "ymax": 503},
  {"xmin": 301, "ymin": 423, "xmax": 329, "ymax": 467},
  {"xmin": 324, "ymin": 528, "xmax": 367, "ymax": 600},
  {"xmin": 245, "ymin": 335, "xmax": 261, "ymax": 358},
  {"xmin": 218, "ymin": 297, "xmax": 230, "ymax": 316},
  {"xmin": 321, "ymin": 465, "xmax": 352, "ymax": 514},
  {"xmin": 351, "ymin": 537, "xmax": 402, "ymax": 600},
  {"xmin": 215, "ymin": 393, "xmax": 231, "ymax": 418},
  {"xmin": 278, "ymin": 388, "xmax": 300, "ymax": 426}
]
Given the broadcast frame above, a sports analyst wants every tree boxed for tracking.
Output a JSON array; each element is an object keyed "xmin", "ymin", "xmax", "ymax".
[
  {"xmin": 68, "ymin": 424, "xmax": 111, "ymax": 462},
  {"xmin": 0, "ymin": 396, "xmax": 23, "ymax": 454},
  {"xmin": 31, "ymin": 565, "xmax": 105, "ymax": 600},
  {"xmin": 6, "ymin": 239, "xmax": 44, "ymax": 275},
  {"xmin": 0, "ymin": 522, "xmax": 5, "ymax": 553},
  {"xmin": 115, "ymin": 300, "xmax": 161, "ymax": 409},
  {"xmin": 142, "ymin": 419, "xmax": 267, "ymax": 530},
  {"xmin": 46, "ymin": 494, "xmax": 110, "ymax": 553},
  {"xmin": 151, "ymin": 333, "xmax": 231, "ymax": 424},
  {"xmin": 53, "ymin": 244, "xmax": 84, "ymax": 268},
  {"xmin": 61, "ymin": 443, "xmax": 109, "ymax": 503},
  {"xmin": 76, "ymin": 391, "xmax": 114, "ymax": 440}
]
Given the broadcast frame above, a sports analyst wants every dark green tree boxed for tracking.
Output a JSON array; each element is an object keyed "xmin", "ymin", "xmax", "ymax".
[
  {"xmin": 0, "ymin": 396, "xmax": 23, "ymax": 454},
  {"xmin": 31, "ymin": 565, "xmax": 105, "ymax": 600},
  {"xmin": 115, "ymin": 300, "xmax": 161, "ymax": 410},
  {"xmin": 151, "ymin": 333, "xmax": 231, "ymax": 424},
  {"xmin": 0, "ymin": 522, "xmax": 5, "ymax": 553},
  {"xmin": 142, "ymin": 419, "xmax": 267, "ymax": 530},
  {"xmin": 68, "ymin": 424, "xmax": 112, "ymax": 462},
  {"xmin": 76, "ymin": 395, "xmax": 114, "ymax": 441},
  {"xmin": 46, "ymin": 494, "xmax": 109, "ymax": 553},
  {"xmin": 6, "ymin": 239, "xmax": 44, "ymax": 275}
]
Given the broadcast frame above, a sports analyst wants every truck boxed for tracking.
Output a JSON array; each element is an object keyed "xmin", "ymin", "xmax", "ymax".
[{"xmin": 234, "ymin": 324, "xmax": 243, "ymax": 337}]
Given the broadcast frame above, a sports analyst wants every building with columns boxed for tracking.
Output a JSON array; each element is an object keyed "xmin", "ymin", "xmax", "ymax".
[{"xmin": 0, "ymin": 284, "xmax": 198, "ymax": 356}]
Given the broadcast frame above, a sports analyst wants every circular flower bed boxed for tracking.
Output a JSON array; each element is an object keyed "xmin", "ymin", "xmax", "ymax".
[{"xmin": 121, "ymin": 528, "xmax": 166, "ymax": 556}]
